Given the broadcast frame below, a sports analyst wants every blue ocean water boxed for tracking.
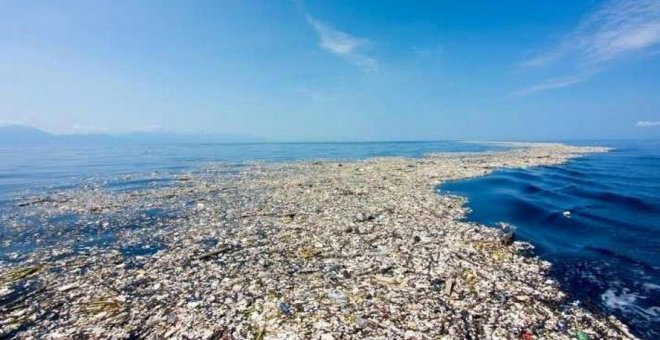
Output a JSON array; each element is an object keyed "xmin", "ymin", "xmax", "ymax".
[
  {"xmin": 441, "ymin": 140, "xmax": 660, "ymax": 339},
  {"xmin": 0, "ymin": 141, "xmax": 503, "ymax": 202},
  {"xmin": 0, "ymin": 140, "xmax": 658, "ymax": 338}
]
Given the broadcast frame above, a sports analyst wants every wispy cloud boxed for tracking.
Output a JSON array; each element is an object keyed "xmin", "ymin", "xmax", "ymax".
[
  {"xmin": 511, "ymin": 74, "xmax": 591, "ymax": 97},
  {"xmin": 516, "ymin": 0, "xmax": 660, "ymax": 95},
  {"xmin": 636, "ymin": 120, "xmax": 660, "ymax": 127},
  {"xmin": 295, "ymin": 1, "xmax": 378, "ymax": 72}
]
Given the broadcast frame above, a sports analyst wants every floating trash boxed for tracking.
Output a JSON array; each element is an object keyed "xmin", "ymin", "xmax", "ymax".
[{"xmin": 0, "ymin": 144, "xmax": 634, "ymax": 338}]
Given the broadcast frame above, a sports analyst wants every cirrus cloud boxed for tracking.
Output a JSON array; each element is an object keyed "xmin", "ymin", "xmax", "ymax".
[
  {"xmin": 304, "ymin": 17, "xmax": 379, "ymax": 72},
  {"xmin": 515, "ymin": 0, "xmax": 660, "ymax": 96},
  {"xmin": 293, "ymin": 0, "xmax": 378, "ymax": 72}
]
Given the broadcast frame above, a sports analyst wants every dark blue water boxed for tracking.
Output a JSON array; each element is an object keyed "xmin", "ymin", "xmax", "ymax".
[{"xmin": 441, "ymin": 140, "xmax": 660, "ymax": 339}]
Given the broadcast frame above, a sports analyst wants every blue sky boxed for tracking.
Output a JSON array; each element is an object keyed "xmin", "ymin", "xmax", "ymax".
[{"xmin": 1, "ymin": 0, "xmax": 659, "ymax": 141}]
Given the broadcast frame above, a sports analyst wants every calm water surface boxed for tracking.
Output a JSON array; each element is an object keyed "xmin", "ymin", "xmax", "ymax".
[
  {"xmin": 0, "ymin": 141, "xmax": 501, "ymax": 201},
  {"xmin": 441, "ymin": 140, "xmax": 660, "ymax": 339}
]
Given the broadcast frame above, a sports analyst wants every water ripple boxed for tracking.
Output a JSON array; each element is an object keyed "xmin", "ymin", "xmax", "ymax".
[{"xmin": 441, "ymin": 141, "xmax": 660, "ymax": 339}]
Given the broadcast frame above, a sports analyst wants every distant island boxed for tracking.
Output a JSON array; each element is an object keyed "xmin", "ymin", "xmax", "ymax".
[{"xmin": 0, "ymin": 125, "xmax": 266, "ymax": 144}]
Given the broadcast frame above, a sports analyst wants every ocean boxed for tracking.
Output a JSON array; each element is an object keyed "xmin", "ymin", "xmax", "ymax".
[
  {"xmin": 0, "ymin": 141, "xmax": 504, "ymax": 201},
  {"xmin": 441, "ymin": 140, "xmax": 660, "ymax": 339},
  {"xmin": 0, "ymin": 140, "xmax": 658, "ymax": 338}
]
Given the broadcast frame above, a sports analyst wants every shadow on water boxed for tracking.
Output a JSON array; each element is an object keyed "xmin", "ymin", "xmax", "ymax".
[{"xmin": 439, "ymin": 140, "xmax": 660, "ymax": 339}]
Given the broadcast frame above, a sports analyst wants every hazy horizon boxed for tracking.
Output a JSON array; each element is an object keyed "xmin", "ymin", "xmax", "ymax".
[
  {"xmin": 1, "ymin": 0, "xmax": 659, "ymax": 141},
  {"xmin": 3, "ymin": 123, "xmax": 660, "ymax": 144}
]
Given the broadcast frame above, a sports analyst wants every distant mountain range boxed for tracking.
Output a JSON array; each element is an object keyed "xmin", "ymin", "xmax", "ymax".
[{"xmin": 0, "ymin": 125, "xmax": 267, "ymax": 144}]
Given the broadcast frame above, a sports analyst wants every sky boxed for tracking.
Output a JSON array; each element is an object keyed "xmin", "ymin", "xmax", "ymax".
[{"xmin": 1, "ymin": 0, "xmax": 659, "ymax": 141}]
